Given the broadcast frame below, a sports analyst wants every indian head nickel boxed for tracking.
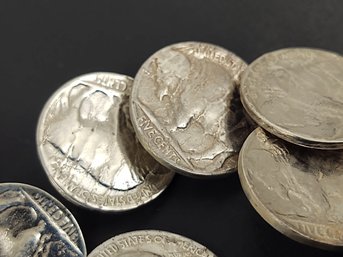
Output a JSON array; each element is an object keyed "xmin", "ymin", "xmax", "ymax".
[
  {"xmin": 239, "ymin": 128, "xmax": 343, "ymax": 249},
  {"xmin": 240, "ymin": 48, "xmax": 343, "ymax": 149},
  {"xmin": 88, "ymin": 230, "xmax": 217, "ymax": 257},
  {"xmin": 130, "ymin": 42, "xmax": 252, "ymax": 177},
  {"xmin": 37, "ymin": 72, "xmax": 174, "ymax": 212},
  {"xmin": 0, "ymin": 183, "xmax": 86, "ymax": 257}
]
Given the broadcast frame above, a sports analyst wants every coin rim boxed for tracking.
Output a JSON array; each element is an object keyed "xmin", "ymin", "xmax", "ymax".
[
  {"xmin": 88, "ymin": 229, "xmax": 218, "ymax": 257},
  {"xmin": 240, "ymin": 47, "xmax": 343, "ymax": 150}
]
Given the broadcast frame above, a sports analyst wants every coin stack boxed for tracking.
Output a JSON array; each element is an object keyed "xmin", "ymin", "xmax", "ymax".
[
  {"xmin": 238, "ymin": 48, "xmax": 343, "ymax": 250},
  {"xmin": 1, "ymin": 42, "xmax": 342, "ymax": 256}
]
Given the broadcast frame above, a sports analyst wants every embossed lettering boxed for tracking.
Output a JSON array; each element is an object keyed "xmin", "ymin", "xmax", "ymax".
[
  {"xmin": 292, "ymin": 220, "xmax": 343, "ymax": 242},
  {"xmin": 96, "ymin": 243, "xmax": 119, "ymax": 257},
  {"xmin": 95, "ymin": 74, "xmax": 127, "ymax": 92},
  {"xmin": 137, "ymin": 115, "xmax": 181, "ymax": 164},
  {"xmin": 32, "ymin": 192, "xmax": 79, "ymax": 243}
]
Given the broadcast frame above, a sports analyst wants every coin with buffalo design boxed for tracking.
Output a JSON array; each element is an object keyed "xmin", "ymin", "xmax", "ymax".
[
  {"xmin": 130, "ymin": 42, "xmax": 251, "ymax": 177},
  {"xmin": 238, "ymin": 128, "xmax": 343, "ymax": 249},
  {"xmin": 240, "ymin": 48, "xmax": 343, "ymax": 149},
  {"xmin": 0, "ymin": 183, "xmax": 86, "ymax": 257},
  {"xmin": 37, "ymin": 72, "xmax": 174, "ymax": 212},
  {"xmin": 88, "ymin": 230, "xmax": 217, "ymax": 257}
]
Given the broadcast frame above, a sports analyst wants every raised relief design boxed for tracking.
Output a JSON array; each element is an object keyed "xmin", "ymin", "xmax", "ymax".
[
  {"xmin": 42, "ymin": 83, "xmax": 146, "ymax": 191},
  {"xmin": 133, "ymin": 42, "xmax": 250, "ymax": 175},
  {"xmin": 0, "ymin": 188, "xmax": 83, "ymax": 257},
  {"xmin": 38, "ymin": 73, "xmax": 174, "ymax": 211},
  {"xmin": 243, "ymin": 129, "xmax": 343, "ymax": 245},
  {"xmin": 241, "ymin": 49, "xmax": 343, "ymax": 148}
]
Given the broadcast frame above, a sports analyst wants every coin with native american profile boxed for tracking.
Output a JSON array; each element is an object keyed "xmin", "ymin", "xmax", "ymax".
[
  {"xmin": 240, "ymin": 48, "xmax": 343, "ymax": 149},
  {"xmin": 130, "ymin": 41, "xmax": 252, "ymax": 177},
  {"xmin": 238, "ymin": 127, "xmax": 343, "ymax": 249},
  {"xmin": 0, "ymin": 183, "xmax": 86, "ymax": 257},
  {"xmin": 37, "ymin": 72, "xmax": 174, "ymax": 212},
  {"xmin": 88, "ymin": 230, "xmax": 217, "ymax": 257}
]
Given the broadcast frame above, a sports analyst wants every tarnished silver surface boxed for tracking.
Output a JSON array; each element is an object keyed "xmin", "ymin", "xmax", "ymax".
[
  {"xmin": 240, "ymin": 48, "xmax": 343, "ymax": 149},
  {"xmin": 0, "ymin": 183, "xmax": 86, "ymax": 257},
  {"xmin": 88, "ymin": 230, "xmax": 217, "ymax": 257},
  {"xmin": 130, "ymin": 42, "xmax": 251, "ymax": 177},
  {"xmin": 238, "ymin": 128, "xmax": 343, "ymax": 248},
  {"xmin": 37, "ymin": 72, "xmax": 174, "ymax": 212}
]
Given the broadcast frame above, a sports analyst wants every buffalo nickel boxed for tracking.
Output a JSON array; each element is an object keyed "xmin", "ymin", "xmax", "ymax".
[
  {"xmin": 88, "ymin": 230, "xmax": 217, "ymax": 257},
  {"xmin": 238, "ymin": 128, "xmax": 343, "ymax": 248},
  {"xmin": 130, "ymin": 42, "xmax": 251, "ymax": 177},
  {"xmin": 0, "ymin": 183, "xmax": 86, "ymax": 256},
  {"xmin": 240, "ymin": 48, "xmax": 343, "ymax": 149},
  {"xmin": 37, "ymin": 72, "xmax": 174, "ymax": 212}
]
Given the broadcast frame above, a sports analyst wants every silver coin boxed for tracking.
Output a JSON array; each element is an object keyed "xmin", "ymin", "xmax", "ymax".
[
  {"xmin": 240, "ymin": 48, "xmax": 343, "ymax": 149},
  {"xmin": 0, "ymin": 183, "xmax": 86, "ymax": 256},
  {"xmin": 130, "ymin": 42, "xmax": 251, "ymax": 177},
  {"xmin": 37, "ymin": 72, "xmax": 174, "ymax": 212},
  {"xmin": 88, "ymin": 230, "xmax": 217, "ymax": 257},
  {"xmin": 238, "ymin": 128, "xmax": 343, "ymax": 248}
]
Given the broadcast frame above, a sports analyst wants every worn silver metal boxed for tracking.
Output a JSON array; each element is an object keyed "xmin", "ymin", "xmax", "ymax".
[
  {"xmin": 0, "ymin": 183, "xmax": 86, "ymax": 257},
  {"xmin": 130, "ymin": 41, "xmax": 251, "ymax": 177},
  {"xmin": 238, "ymin": 128, "xmax": 343, "ymax": 249},
  {"xmin": 37, "ymin": 72, "xmax": 174, "ymax": 212},
  {"xmin": 240, "ymin": 48, "xmax": 343, "ymax": 149},
  {"xmin": 88, "ymin": 230, "xmax": 217, "ymax": 257}
]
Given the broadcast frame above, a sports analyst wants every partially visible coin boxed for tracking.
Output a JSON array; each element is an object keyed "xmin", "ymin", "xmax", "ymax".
[
  {"xmin": 37, "ymin": 72, "xmax": 174, "ymax": 212},
  {"xmin": 240, "ymin": 48, "xmax": 343, "ymax": 149},
  {"xmin": 0, "ymin": 183, "xmax": 86, "ymax": 256},
  {"xmin": 88, "ymin": 230, "xmax": 217, "ymax": 257},
  {"xmin": 238, "ymin": 128, "xmax": 343, "ymax": 248},
  {"xmin": 130, "ymin": 42, "xmax": 251, "ymax": 177}
]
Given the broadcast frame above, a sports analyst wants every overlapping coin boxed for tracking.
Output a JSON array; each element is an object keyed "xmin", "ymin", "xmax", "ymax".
[
  {"xmin": 37, "ymin": 72, "xmax": 174, "ymax": 212},
  {"xmin": 130, "ymin": 41, "xmax": 252, "ymax": 177},
  {"xmin": 240, "ymin": 48, "xmax": 343, "ymax": 149},
  {"xmin": 88, "ymin": 230, "xmax": 217, "ymax": 257},
  {"xmin": 0, "ymin": 183, "xmax": 86, "ymax": 256},
  {"xmin": 238, "ymin": 128, "xmax": 343, "ymax": 248}
]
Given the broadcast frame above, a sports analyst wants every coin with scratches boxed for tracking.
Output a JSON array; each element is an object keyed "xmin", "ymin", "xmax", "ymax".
[
  {"xmin": 88, "ymin": 230, "xmax": 217, "ymax": 257},
  {"xmin": 37, "ymin": 72, "xmax": 174, "ymax": 212},
  {"xmin": 130, "ymin": 42, "xmax": 252, "ymax": 177},
  {"xmin": 238, "ymin": 128, "xmax": 343, "ymax": 249},
  {"xmin": 240, "ymin": 48, "xmax": 343, "ymax": 149},
  {"xmin": 0, "ymin": 183, "xmax": 86, "ymax": 257}
]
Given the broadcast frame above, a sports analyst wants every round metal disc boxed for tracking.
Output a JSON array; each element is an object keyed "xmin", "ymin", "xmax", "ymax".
[
  {"xmin": 37, "ymin": 72, "xmax": 174, "ymax": 212},
  {"xmin": 0, "ymin": 183, "xmax": 86, "ymax": 256},
  {"xmin": 88, "ymin": 230, "xmax": 217, "ymax": 257},
  {"xmin": 238, "ymin": 128, "xmax": 343, "ymax": 249},
  {"xmin": 130, "ymin": 42, "xmax": 252, "ymax": 177},
  {"xmin": 240, "ymin": 48, "xmax": 343, "ymax": 149}
]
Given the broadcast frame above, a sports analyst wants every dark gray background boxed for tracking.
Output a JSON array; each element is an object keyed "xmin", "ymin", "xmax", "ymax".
[{"xmin": 1, "ymin": 1, "xmax": 343, "ymax": 256}]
